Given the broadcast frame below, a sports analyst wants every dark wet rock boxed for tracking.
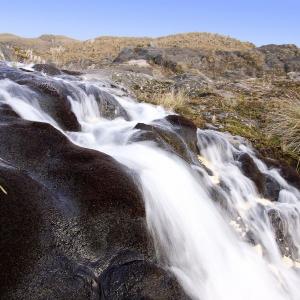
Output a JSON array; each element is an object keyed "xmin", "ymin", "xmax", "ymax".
[
  {"xmin": 99, "ymin": 250, "xmax": 188, "ymax": 300},
  {"xmin": 0, "ymin": 64, "xmax": 81, "ymax": 131},
  {"xmin": 268, "ymin": 208, "xmax": 298, "ymax": 259},
  {"xmin": 263, "ymin": 158, "xmax": 300, "ymax": 191},
  {"xmin": 264, "ymin": 175, "xmax": 281, "ymax": 202},
  {"xmin": 238, "ymin": 152, "xmax": 266, "ymax": 194},
  {"xmin": 0, "ymin": 103, "xmax": 19, "ymax": 118},
  {"xmin": 164, "ymin": 115, "xmax": 199, "ymax": 155},
  {"xmin": 0, "ymin": 120, "xmax": 143, "ymax": 217},
  {"xmin": 62, "ymin": 69, "xmax": 83, "ymax": 76},
  {"xmin": 80, "ymin": 84, "xmax": 130, "ymax": 120},
  {"xmin": 132, "ymin": 117, "xmax": 198, "ymax": 164},
  {"xmin": 0, "ymin": 165, "xmax": 45, "ymax": 296},
  {"xmin": 0, "ymin": 162, "xmax": 95, "ymax": 300},
  {"xmin": 33, "ymin": 63, "xmax": 62, "ymax": 76},
  {"xmin": 131, "ymin": 115, "xmax": 201, "ymax": 167},
  {"xmin": 209, "ymin": 184, "xmax": 230, "ymax": 211},
  {"xmin": 19, "ymin": 67, "xmax": 34, "ymax": 73},
  {"xmin": 133, "ymin": 122, "xmax": 192, "ymax": 162},
  {"xmin": 0, "ymin": 112, "xmax": 162, "ymax": 298},
  {"xmin": 238, "ymin": 153, "xmax": 281, "ymax": 201}
]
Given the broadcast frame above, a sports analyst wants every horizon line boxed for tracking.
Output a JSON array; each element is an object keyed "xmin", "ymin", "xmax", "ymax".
[{"xmin": 1, "ymin": 31, "xmax": 299, "ymax": 47}]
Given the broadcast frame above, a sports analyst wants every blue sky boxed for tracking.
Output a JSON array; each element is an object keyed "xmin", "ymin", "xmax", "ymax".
[{"xmin": 0, "ymin": 0, "xmax": 299, "ymax": 46}]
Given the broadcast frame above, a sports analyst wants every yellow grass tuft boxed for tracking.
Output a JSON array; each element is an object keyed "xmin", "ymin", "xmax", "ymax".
[
  {"xmin": 267, "ymin": 99, "xmax": 300, "ymax": 157},
  {"xmin": 153, "ymin": 90, "xmax": 189, "ymax": 111}
]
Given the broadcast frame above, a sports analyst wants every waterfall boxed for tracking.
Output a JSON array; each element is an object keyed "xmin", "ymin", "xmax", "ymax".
[{"xmin": 1, "ymin": 65, "xmax": 300, "ymax": 299}]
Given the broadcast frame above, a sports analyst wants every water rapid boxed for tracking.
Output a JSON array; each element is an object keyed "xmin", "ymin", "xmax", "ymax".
[{"xmin": 1, "ymin": 66, "xmax": 300, "ymax": 300}]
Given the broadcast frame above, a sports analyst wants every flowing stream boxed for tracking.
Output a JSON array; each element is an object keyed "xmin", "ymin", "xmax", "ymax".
[{"xmin": 1, "ymin": 67, "xmax": 300, "ymax": 299}]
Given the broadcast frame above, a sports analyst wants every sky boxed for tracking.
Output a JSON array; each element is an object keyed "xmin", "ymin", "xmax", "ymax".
[{"xmin": 0, "ymin": 0, "xmax": 299, "ymax": 46}]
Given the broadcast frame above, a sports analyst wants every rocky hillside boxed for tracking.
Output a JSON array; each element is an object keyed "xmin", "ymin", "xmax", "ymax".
[
  {"xmin": 1, "ymin": 32, "xmax": 299, "ymax": 171},
  {"xmin": 114, "ymin": 44, "xmax": 300, "ymax": 78},
  {"xmin": 1, "ymin": 32, "xmax": 299, "ymax": 78},
  {"xmin": 108, "ymin": 45, "xmax": 300, "ymax": 170},
  {"xmin": 0, "ymin": 32, "xmax": 253, "ymax": 68}
]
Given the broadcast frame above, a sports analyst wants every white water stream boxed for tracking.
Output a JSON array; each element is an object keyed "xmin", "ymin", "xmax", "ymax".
[{"xmin": 1, "ymin": 69, "xmax": 300, "ymax": 299}]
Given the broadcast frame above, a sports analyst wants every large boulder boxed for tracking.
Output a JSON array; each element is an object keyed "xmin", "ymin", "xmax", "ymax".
[
  {"xmin": 0, "ymin": 104, "xmax": 186, "ymax": 298},
  {"xmin": 99, "ymin": 250, "xmax": 188, "ymax": 299},
  {"xmin": 0, "ymin": 118, "xmax": 144, "ymax": 218},
  {"xmin": 0, "ymin": 64, "xmax": 81, "ymax": 131},
  {"xmin": 164, "ymin": 114, "xmax": 199, "ymax": 155},
  {"xmin": 132, "ymin": 115, "xmax": 199, "ymax": 164},
  {"xmin": 0, "ymin": 164, "xmax": 46, "ymax": 297}
]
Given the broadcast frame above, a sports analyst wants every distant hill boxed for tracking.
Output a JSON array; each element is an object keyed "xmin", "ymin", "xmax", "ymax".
[{"xmin": 0, "ymin": 32, "xmax": 254, "ymax": 68}]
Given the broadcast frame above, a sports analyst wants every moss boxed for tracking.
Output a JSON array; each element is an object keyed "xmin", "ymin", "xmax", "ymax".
[
  {"xmin": 233, "ymin": 98, "xmax": 265, "ymax": 121},
  {"xmin": 175, "ymin": 105, "xmax": 206, "ymax": 128}
]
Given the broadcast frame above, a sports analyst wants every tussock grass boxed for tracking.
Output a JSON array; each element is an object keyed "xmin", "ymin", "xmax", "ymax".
[
  {"xmin": 267, "ymin": 99, "xmax": 300, "ymax": 158},
  {"xmin": 153, "ymin": 90, "xmax": 189, "ymax": 111}
]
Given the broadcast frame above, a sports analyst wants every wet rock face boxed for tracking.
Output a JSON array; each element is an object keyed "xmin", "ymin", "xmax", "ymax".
[
  {"xmin": 0, "ymin": 165, "xmax": 45, "ymax": 296},
  {"xmin": 132, "ymin": 115, "xmax": 199, "ymax": 164},
  {"xmin": 99, "ymin": 250, "xmax": 188, "ymax": 300},
  {"xmin": 263, "ymin": 158, "xmax": 300, "ymax": 191},
  {"xmin": 0, "ymin": 119, "xmax": 144, "ymax": 218},
  {"xmin": 79, "ymin": 84, "xmax": 130, "ymax": 120},
  {"xmin": 165, "ymin": 115, "xmax": 199, "ymax": 156},
  {"xmin": 0, "ymin": 64, "xmax": 81, "ymax": 131},
  {"xmin": 33, "ymin": 63, "xmax": 62, "ymax": 76},
  {"xmin": 133, "ymin": 122, "xmax": 194, "ymax": 163},
  {"xmin": 238, "ymin": 153, "xmax": 280, "ymax": 201},
  {"xmin": 268, "ymin": 209, "xmax": 298, "ymax": 259},
  {"xmin": 0, "ymin": 93, "xmax": 185, "ymax": 298}
]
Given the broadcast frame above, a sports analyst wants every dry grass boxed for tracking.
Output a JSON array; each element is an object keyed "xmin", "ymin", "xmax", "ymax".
[
  {"xmin": 0, "ymin": 32, "xmax": 254, "ymax": 67},
  {"xmin": 156, "ymin": 32, "xmax": 254, "ymax": 51},
  {"xmin": 151, "ymin": 90, "xmax": 189, "ymax": 111},
  {"xmin": 267, "ymin": 99, "xmax": 300, "ymax": 158}
]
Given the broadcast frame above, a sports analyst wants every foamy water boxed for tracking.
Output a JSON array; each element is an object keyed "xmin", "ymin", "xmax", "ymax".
[{"xmin": 1, "ymin": 67, "xmax": 300, "ymax": 299}]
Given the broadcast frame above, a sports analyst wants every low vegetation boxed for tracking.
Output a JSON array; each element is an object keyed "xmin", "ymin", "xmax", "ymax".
[
  {"xmin": 151, "ymin": 90, "xmax": 189, "ymax": 111},
  {"xmin": 155, "ymin": 32, "xmax": 254, "ymax": 51},
  {"xmin": 267, "ymin": 99, "xmax": 300, "ymax": 162},
  {"xmin": 132, "ymin": 81, "xmax": 300, "ymax": 171},
  {"xmin": 0, "ymin": 32, "xmax": 253, "ymax": 67}
]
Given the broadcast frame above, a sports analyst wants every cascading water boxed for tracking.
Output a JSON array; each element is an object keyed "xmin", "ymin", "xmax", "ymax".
[{"xmin": 1, "ymin": 64, "xmax": 300, "ymax": 299}]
